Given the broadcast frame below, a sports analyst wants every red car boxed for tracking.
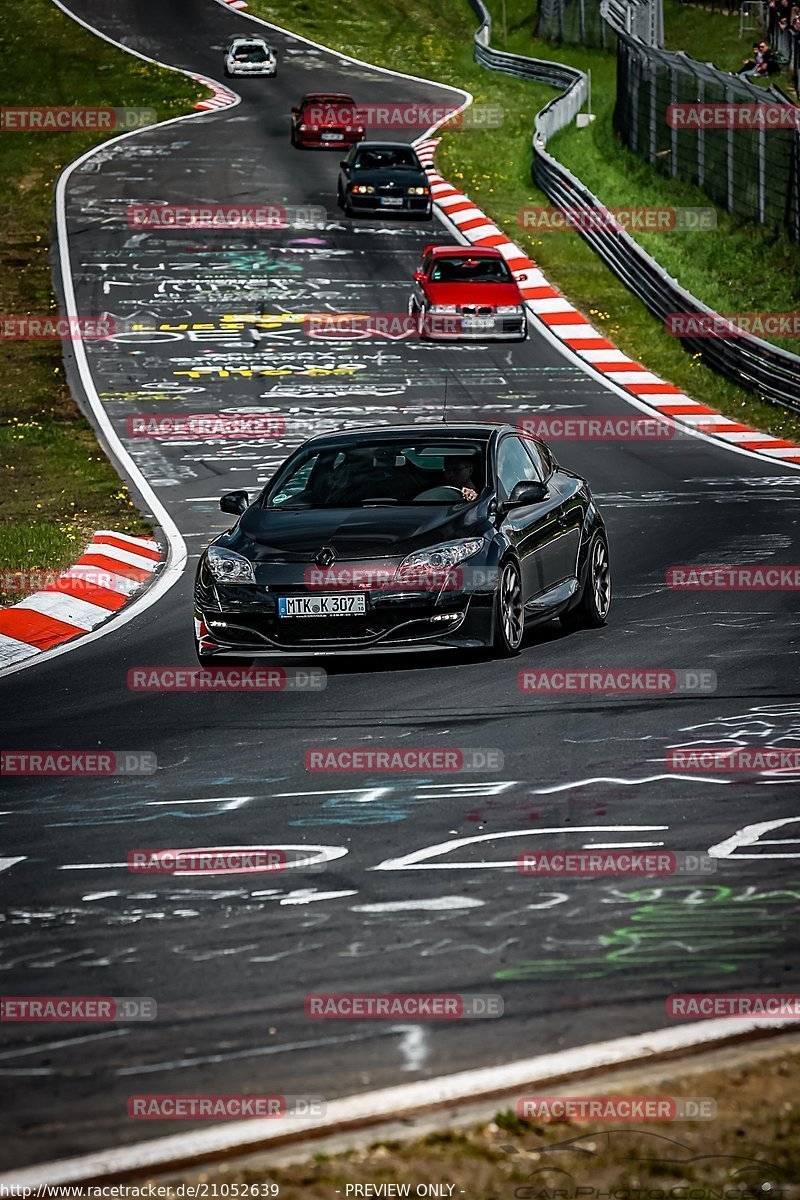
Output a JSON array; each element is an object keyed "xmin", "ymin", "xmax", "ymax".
[
  {"xmin": 408, "ymin": 245, "xmax": 527, "ymax": 341},
  {"xmin": 290, "ymin": 93, "xmax": 365, "ymax": 150}
]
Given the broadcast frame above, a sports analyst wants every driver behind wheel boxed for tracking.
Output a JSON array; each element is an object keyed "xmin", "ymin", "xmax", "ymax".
[{"xmin": 443, "ymin": 456, "xmax": 478, "ymax": 501}]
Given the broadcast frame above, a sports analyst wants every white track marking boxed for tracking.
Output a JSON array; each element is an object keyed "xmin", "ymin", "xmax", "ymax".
[
  {"xmin": 0, "ymin": 857, "xmax": 26, "ymax": 874},
  {"xmin": 373, "ymin": 826, "xmax": 667, "ymax": 871},
  {"xmin": 708, "ymin": 817, "xmax": 800, "ymax": 859}
]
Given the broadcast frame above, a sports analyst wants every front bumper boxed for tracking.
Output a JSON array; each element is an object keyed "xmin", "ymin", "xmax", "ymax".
[
  {"xmin": 228, "ymin": 64, "xmax": 276, "ymax": 75},
  {"xmin": 348, "ymin": 194, "xmax": 431, "ymax": 216},
  {"xmin": 422, "ymin": 314, "xmax": 527, "ymax": 341},
  {"xmin": 194, "ymin": 569, "xmax": 495, "ymax": 657}
]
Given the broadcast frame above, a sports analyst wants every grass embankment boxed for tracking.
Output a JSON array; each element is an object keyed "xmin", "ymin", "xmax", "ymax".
[
  {"xmin": 0, "ymin": 0, "xmax": 207, "ymax": 603},
  {"xmin": 248, "ymin": 0, "xmax": 800, "ymax": 444}
]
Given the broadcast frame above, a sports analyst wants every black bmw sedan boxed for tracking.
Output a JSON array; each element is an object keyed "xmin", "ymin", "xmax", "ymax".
[
  {"xmin": 193, "ymin": 425, "xmax": 610, "ymax": 661},
  {"xmin": 337, "ymin": 142, "xmax": 432, "ymax": 217}
]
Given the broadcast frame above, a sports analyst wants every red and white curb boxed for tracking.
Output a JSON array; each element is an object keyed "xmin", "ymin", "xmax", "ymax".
[
  {"xmin": 416, "ymin": 137, "xmax": 800, "ymax": 465},
  {"xmin": 0, "ymin": 532, "xmax": 162, "ymax": 670},
  {"xmin": 194, "ymin": 79, "xmax": 238, "ymax": 111}
]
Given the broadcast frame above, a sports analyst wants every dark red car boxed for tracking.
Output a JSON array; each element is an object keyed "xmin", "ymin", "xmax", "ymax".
[
  {"xmin": 408, "ymin": 245, "xmax": 528, "ymax": 341},
  {"xmin": 290, "ymin": 93, "xmax": 365, "ymax": 149}
]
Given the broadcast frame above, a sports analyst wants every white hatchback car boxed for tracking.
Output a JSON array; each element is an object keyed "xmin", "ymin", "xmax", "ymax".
[{"xmin": 224, "ymin": 37, "xmax": 277, "ymax": 77}]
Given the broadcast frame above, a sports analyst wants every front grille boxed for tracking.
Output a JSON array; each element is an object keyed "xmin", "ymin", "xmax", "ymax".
[
  {"xmin": 460, "ymin": 305, "xmax": 493, "ymax": 317},
  {"xmin": 204, "ymin": 607, "xmax": 465, "ymax": 649}
]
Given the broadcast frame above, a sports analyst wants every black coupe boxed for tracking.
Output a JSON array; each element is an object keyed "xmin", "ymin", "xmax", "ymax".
[
  {"xmin": 337, "ymin": 142, "xmax": 432, "ymax": 218},
  {"xmin": 193, "ymin": 425, "xmax": 610, "ymax": 661}
]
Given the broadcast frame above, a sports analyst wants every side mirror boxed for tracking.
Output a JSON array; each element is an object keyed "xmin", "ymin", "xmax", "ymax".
[
  {"xmin": 504, "ymin": 480, "xmax": 548, "ymax": 510},
  {"xmin": 220, "ymin": 490, "xmax": 249, "ymax": 515},
  {"xmin": 413, "ymin": 270, "xmax": 425, "ymax": 284},
  {"xmin": 340, "ymin": 160, "xmax": 349, "ymax": 169}
]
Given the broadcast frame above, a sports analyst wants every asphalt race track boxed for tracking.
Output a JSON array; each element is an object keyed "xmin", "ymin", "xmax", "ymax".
[{"xmin": 1, "ymin": 0, "xmax": 799, "ymax": 1171}]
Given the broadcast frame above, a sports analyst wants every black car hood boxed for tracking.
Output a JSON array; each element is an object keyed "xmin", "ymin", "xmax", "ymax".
[
  {"xmin": 222, "ymin": 503, "xmax": 487, "ymax": 562},
  {"xmin": 348, "ymin": 168, "xmax": 426, "ymax": 186}
]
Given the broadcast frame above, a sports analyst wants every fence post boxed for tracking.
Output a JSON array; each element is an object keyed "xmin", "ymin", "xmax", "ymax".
[
  {"xmin": 649, "ymin": 55, "xmax": 658, "ymax": 165},
  {"xmin": 579, "ymin": 0, "xmax": 585, "ymax": 43},
  {"xmin": 697, "ymin": 75, "xmax": 704, "ymax": 189},
  {"xmin": 670, "ymin": 63, "xmax": 678, "ymax": 177},
  {"xmin": 725, "ymin": 83, "xmax": 735, "ymax": 215},
  {"xmin": 757, "ymin": 124, "xmax": 766, "ymax": 226}
]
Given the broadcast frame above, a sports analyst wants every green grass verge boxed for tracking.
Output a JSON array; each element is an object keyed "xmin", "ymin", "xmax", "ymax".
[
  {"xmin": 0, "ymin": 0, "xmax": 208, "ymax": 604},
  {"xmin": 248, "ymin": 0, "xmax": 800, "ymax": 445}
]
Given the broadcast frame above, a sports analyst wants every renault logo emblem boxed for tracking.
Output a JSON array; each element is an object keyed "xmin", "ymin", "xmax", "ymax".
[{"xmin": 315, "ymin": 546, "xmax": 336, "ymax": 567}]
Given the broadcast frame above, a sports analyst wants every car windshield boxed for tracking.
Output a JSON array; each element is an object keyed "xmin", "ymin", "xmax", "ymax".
[
  {"xmin": 234, "ymin": 44, "xmax": 269, "ymax": 60},
  {"xmin": 264, "ymin": 440, "xmax": 488, "ymax": 508},
  {"xmin": 429, "ymin": 256, "xmax": 512, "ymax": 283},
  {"xmin": 353, "ymin": 148, "xmax": 418, "ymax": 170}
]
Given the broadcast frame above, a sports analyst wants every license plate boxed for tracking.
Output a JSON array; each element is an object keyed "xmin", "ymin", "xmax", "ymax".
[
  {"xmin": 278, "ymin": 594, "xmax": 367, "ymax": 618},
  {"xmin": 463, "ymin": 316, "xmax": 494, "ymax": 329},
  {"xmin": 321, "ymin": 132, "xmax": 344, "ymax": 141},
  {"xmin": 380, "ymin": 196, "xmax": 404, "ymax": 206}
]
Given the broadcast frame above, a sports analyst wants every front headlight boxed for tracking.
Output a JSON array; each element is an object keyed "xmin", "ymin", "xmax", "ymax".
[
  {"xmin": 407, "ymin": 186, "xmax": 430, "ymax": 196},
  {"xmin": 496, "ymin": 305, "xmax": 524, "ymax": 315},
  {"xmin": 400, "ymin": 539, "xmax": 484, "ymax": 573},
  {"xmin": 352, "ymin": 185, "xmax": 375, "ymax": 195},
  {"xmin": 206, "ymin": 547, "xmax": 256, "ymax": 585},
  {"xmin": 428, "ymin": 304, "xmax": 458, "ymax": 314}
]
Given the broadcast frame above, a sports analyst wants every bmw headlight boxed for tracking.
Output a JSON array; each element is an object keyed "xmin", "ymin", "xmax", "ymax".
[
  {"xmin": 407, "ymin": 186, "xmax": 430, "ymax": 195},
  {"xmin": 400, "ymin": 539, "xmax": 484, "ymax": 573},
  {"xmin": 496, "ymin": 305, "xmax": 524, "ymax": 315},
  {"xmin": 352, "ymin": 185, "xmax": 375, "ymax": 195},
  {"xmin": 428, "ymin": 304, "xmax": 458, "ymax": 314},
  {"xmin": 206, "ymin": 547, "xmax": 256, "ymax": 584}
]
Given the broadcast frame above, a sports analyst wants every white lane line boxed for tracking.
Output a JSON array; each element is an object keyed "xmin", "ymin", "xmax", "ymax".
[{"xmin": 6, "ymin": 1019, "xmax": 796, "ymax": 1186}]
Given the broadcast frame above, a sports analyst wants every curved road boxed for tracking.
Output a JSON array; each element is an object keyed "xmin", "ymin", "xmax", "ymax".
[{"xmin": 1, "ymin": 0, "xmax": 799, "ymax": 1170}]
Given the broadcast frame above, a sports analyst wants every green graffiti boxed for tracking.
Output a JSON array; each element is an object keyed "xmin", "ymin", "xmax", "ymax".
[{"xmin": 494, "ymin": 884, "xmax": 800, "ymax": 982}]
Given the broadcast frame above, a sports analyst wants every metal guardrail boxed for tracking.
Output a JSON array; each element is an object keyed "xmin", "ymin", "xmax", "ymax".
[{"xmin": 463, "ymin": 0, "xmax": 800, "ymax": 413}]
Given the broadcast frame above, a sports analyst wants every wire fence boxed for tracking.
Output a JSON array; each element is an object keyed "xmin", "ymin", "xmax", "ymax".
[
  {"xmin": 462, "ymin": 0, "xmax": 800, "ymax": 412},
  {"xmin": 614, "ymin": 34, "xmax": 800, "ymax": 241},
  {"xmin": 767, "ymin": 4, "xmax": 800, "ymax": 94},
  {"xmin": 536, "ymin": 0, "xmax": 662, "ymax": 46}
]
